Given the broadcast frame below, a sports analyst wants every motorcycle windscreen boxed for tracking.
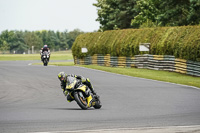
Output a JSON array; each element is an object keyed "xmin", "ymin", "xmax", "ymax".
[{"xmin": 66, "ymin": 77, "xmax": 77, "ymax": 89}]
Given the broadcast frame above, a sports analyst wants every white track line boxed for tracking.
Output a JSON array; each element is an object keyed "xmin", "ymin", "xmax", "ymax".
[{"xmin": 30, "ymin": 125, "xmax": 200, "ymax": 133}]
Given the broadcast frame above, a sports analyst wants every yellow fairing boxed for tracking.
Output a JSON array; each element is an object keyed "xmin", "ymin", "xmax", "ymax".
[
  {"xmin": 86, "ymin": 95, "xmax": 92, "ymax": 107},
  {"xmin": 77, "ymin": 85, "xmax": 87, "ymax": 92}
]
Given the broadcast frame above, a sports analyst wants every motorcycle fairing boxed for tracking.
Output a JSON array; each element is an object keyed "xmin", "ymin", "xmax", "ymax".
[
  {"xmin": 86, "ymin": 95, "xmax": 93, "ymax": 107},
  {"xmin": 77, "ymin": 85, "xmax": 87, "ymax": 92}
]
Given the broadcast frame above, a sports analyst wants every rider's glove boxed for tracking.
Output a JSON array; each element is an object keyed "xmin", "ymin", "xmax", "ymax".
[
  {"xmin": 92, "ymin": 90, "xmax": 96, "ymax": 95},
  {"xmin": 63, "ymin": 90, "xmax": 68, "ymax": 96}
]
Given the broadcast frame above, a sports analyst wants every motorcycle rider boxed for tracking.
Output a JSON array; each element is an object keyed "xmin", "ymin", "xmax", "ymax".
[
  {"xmin": 40, "ymin": 45, "xmax": 50, "ymax": 61},
  {"xmin": 58, "ymin": 72, "xmax": 96, "ymax": 107}
]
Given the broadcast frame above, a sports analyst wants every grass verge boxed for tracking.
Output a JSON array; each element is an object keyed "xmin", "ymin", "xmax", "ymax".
[
  {"xmin": 0, "ymin": 51, "xmax": 73, "ymax": 61},
  {"xmin": 34, "ymin": 62, "xmax": 74, "ymax": 66},
  {"xmin": 81, "ymin": 65, "xmax": 200, "ymax": 88},
  {"xmin": 39, "ymin": 62, "xmax": 200, "ymax": 88}
]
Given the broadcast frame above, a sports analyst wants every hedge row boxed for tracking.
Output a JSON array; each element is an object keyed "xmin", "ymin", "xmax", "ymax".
[{"xmin": 72, "ymin": 26, "xmax": 200, "ymax": 61}]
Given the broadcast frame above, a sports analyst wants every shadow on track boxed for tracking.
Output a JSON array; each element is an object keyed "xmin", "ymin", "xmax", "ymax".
[{"xmin": 49, "ymin": 108, "xmax": 95, "ymax": 111}]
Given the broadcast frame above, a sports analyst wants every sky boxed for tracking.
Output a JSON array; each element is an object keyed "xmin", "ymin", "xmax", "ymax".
[{"xmin": 0, "ymin": 0, "xmax": 100, "ymax": 33}]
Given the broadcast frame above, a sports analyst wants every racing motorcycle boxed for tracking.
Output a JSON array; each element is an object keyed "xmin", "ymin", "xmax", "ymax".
[
  {"xmin": 66, "ymin": 77, "xmax": 102, "ymax": 110},
  {"xmin": 41, "ymin": 51, "xmax": 50, "ymax": 66}
]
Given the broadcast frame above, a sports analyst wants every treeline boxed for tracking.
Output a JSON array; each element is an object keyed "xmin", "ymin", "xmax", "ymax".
[
  {"xmin": 0, "ymin": 29, "xmax": 84, "ymax": 54},
  {"xmin": 72, "ymin": 26, "xmax": 200, "ymax": 62},
  {"xmin": 94, "ymin": 0, "xmax": 200, "ymax": 31}
]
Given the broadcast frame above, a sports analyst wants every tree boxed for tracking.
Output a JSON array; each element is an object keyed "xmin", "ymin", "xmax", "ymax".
[
  {"xmin": 94, "ymin": 0, "xmax": 200, "ymax": 30},
  {"xmin": 57, "ymin": 31, "xmax": 69, "ymax": 50},
  {"xmin": 0, "ymin": 41, "xmax": 10, "ymax": 53},
  {"xmin": 131, "ymin": 0, "xmax": 160, "ymax": 28},
  {"xmin": 158, "ymin": 0, "xmax": 190, "ymax": 26},
  {"xmin": 0, "ymin": 30, "xmax": 15, "ymax": 52},
  {"xmin": 94, "ymin": 0, "xmax": 137, "ymax": 31},
  {"xmin": 0, "ymin": 29, "xmax": 83, "ymax": 53},
  {"xmin": 11, "ymin": 31, "xmax": 28, "ymax": 53},
  {"xmin": 93, "ymin": 0, "xmax": 116, "ymax": 31},
  {"xmin": 67, "ymin": 29, "xmax": 84, "ymax": 49},
  {"xmin": 24, "ymin": 31, "xmax": 42, "ymax": 52},
  {"xmin": 115, "ymin": 0, "xmax": 138, "ymax": 29},
  {"xmin": 187, "ymin": 0, "xmax": 200, "ymax": 25}
]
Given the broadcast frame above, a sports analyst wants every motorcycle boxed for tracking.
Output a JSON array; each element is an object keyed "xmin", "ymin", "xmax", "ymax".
[
  {"xmin": 41, "ymin": 51, "xmax": 50, "ymax": 66},
  {"xmin": 65, "ymin": 77, "xmax": 102, "ymax": 110}
]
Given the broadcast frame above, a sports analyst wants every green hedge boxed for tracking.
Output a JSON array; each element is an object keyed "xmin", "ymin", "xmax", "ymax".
[{"xmin": 72, "ymin": 26, "xmax": 200, "ymax": 61}]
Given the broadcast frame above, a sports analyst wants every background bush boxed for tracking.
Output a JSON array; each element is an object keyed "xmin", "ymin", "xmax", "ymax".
[{"xmin": 72, "ymin": 26, "xmax": 200, "ymax": 61}]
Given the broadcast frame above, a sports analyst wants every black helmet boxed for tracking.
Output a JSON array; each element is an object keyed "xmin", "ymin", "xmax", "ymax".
[{"xmin": 58, "ymin": 72, "xmax": 66, "ymax": 81}]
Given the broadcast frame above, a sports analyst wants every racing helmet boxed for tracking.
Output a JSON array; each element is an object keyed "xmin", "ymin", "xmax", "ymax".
[
  {"xmin": 58, "ymin": 72, "xmax": 66, "ymax": 81},
  {"xmin": 43, "ymin": 45, "xmax": 48, "ymax": 48}
]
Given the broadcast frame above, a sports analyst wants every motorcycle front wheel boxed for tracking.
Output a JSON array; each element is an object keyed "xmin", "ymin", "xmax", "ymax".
[
  {"xmin": 74, "ymin": 91, "xmax": 88, "ymax": 110},
  {"xmin": 43, "ymin": 58, "xmax": 48, "ymax": 66}
]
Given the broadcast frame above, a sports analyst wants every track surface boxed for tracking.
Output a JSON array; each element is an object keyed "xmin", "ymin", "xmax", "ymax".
[{"xmin": 0, "ymin": 61, "xmax": 200, "ymax": 133}]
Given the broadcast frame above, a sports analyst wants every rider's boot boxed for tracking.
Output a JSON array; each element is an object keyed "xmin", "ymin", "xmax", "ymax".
[{"xmin": 67, "ymin": 94, "xmax": 74, "ymax": 102}]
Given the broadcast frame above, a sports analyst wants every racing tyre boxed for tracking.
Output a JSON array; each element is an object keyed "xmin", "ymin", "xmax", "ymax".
[
  {"xmin": 43, "ymin": 59, "xmax": 48, "ymax": 66},
  {"xmin": 74, "ymin": 91, "xmax": 88, "ymax": 110}
]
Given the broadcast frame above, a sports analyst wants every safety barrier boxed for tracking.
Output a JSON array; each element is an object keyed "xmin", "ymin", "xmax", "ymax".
[
  {"xmin": 186, "ymin": 60, "xmax": 200, "ymax": 76},
  {"xmin": 92, "ymin": 54, "xmax": 98, "ymax": 65},
  {"xmin": 149, "ymin": 55, "xmax": 175, "ymax": 71},
  {"xmin": 97, "ymin": 55, "xmax": 105, "ymax": 66},
  {"xmin": 74, "ymin": 54, "xmax": 200, "ymax": 77},
  {"xmin": 104, "ymin": 54, "xmax": 111, "ymax": 67},
  {"xmin": 175, "ymin": 59, "xmax": 187, "ymax": 74}
]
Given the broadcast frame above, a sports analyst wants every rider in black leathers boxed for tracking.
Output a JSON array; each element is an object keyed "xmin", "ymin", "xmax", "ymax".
[
  {"xmin": 40, "ymin": 45, "xmax": 50, "ymax": 61},
  {"xmin": 58, "ymin": 72, "xmax": 96, "ymax": 103}
]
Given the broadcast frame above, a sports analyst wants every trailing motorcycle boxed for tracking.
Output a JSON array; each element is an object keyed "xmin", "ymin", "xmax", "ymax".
[
  {"xmin": 41, "ymin": 51, "xmax": 50, "ymax": 66},
  {"xmin": 66, "ymin": 77, "xmax": 102, "ymax": 110}
]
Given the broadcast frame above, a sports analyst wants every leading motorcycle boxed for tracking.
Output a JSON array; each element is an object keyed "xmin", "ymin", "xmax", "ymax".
[
  {"xmin": 65, "ymin": 77, "xmax": 102, "ymax": 110},
  {"xmin": 41, "ymin": 51, "xmax": 50, "ymax": 66}
]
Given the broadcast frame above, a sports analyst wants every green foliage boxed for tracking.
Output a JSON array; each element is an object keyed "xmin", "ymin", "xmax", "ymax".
[
  {"xmin": 131, "ymin": 0, "xmax": 160, "ymax": 28},
  {"xmin": 0, "ymin": 29, "xmax": 84, "ymax": 53},
  {"xmin": 67, "ymin": 29, "xmax": 84, "ymax": 49},
  {"xmin": 131, "ymin": 0, "xmax": 192, "ymax": 27},
  {"xmin": 94, "ymin": 0, "xmax": 200, "ymax": 30},
  {"xmin": 0, "ymin": 41, "xmax": 10, "ymax": 53},
  {"xmin": 24, "ymin": 31, "xmax": 42, "ymax": 50},
  {"xmin": 187, "ymin": 0, "xmax": 200, "ymax": 25},
  {"xmin": 158, "ymin": 0, "xmax": 190, "ymax": 26},
  {"xmin": 93, "ymin": 0, "xmax": 137, "ymax": 31},
  {"xmin": 0, "ymin": 30, "xmax": 15, "ymax": 52},
  {"xmin": 13, "ymin": 31, "xmax": 28, "ymax": 53},
  {"xmin": 72, "ymin": 26, "xmax": 200, "ymax": 61}
]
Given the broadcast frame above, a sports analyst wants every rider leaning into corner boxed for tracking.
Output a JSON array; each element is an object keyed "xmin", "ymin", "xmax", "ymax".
[
  {"xmin": 40, "ymin": 45, "xmax": 50, "ymax": 61},
  {"xmin": 58, "ymin": 72, "xmax": 97, "ymax": 107}
]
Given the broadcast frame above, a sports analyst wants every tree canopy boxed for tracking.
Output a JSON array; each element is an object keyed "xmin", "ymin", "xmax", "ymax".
[
  {"xmin": 0, "ymin": 29, "xmax": 84, "ymax": 54},
  {"xmin": 94, "ymin": 0, "xmax": 200, "ymax": 31}
]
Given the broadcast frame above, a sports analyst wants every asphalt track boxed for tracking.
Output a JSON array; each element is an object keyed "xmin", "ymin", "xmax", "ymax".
[{"xmin": 0, "ymin": 61, "xmax": 200, "ymax": 133}]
